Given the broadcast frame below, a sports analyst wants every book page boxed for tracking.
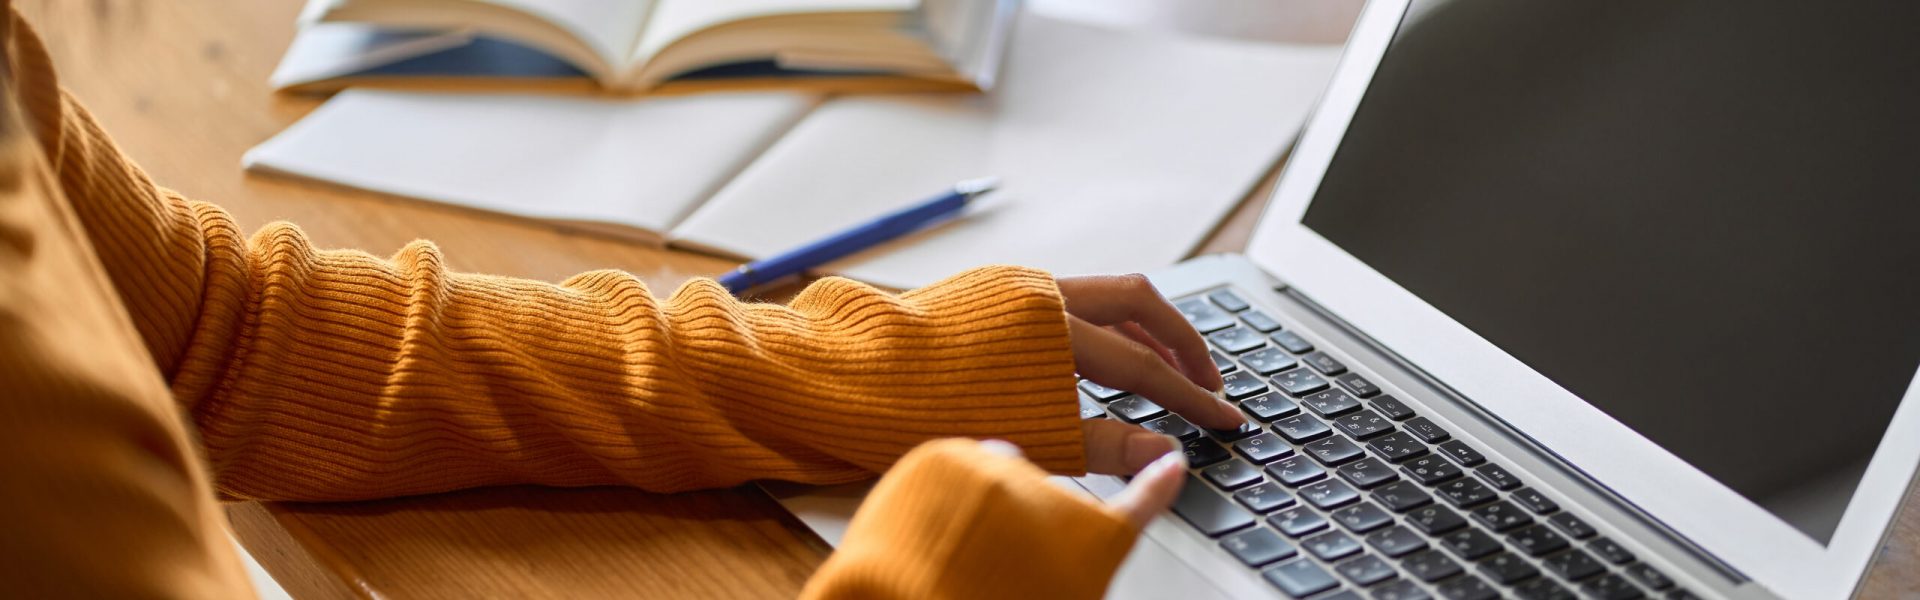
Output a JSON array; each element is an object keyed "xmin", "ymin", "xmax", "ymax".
[
  {"xmin": 632, "ymin": 0, "xmax": 916, "ymax": 63},
  {"xmin": 480, "ymin": 0, "xmax": 655, "ymax": 68},
  {"xmin": 669, "ymin": 13, "xmax": 1340, "ymax": 288}
]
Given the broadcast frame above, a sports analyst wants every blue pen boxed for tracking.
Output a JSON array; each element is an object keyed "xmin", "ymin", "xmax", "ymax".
[{"xmin": 716, "ymin": 177, "xmax": 1000, "ymax": 294}]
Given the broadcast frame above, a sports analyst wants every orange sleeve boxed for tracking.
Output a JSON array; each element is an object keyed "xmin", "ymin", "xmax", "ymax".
[
  {"xmin": 9, "ymin": 10, "xmax": 1087, "ymax": 502},
  {"xmin": 800, "ymin": 439, "xmax": 1139, "ymax": 600}
]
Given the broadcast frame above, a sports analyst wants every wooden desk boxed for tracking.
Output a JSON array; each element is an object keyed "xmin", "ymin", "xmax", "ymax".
[{"xmin": 19, "ymin": 1, "xmax": 1917, "ymax": 598}]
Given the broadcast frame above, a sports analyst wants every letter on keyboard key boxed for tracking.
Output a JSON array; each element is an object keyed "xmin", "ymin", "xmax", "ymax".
[
  {"xmin": 1301, "ymin": 389, "xmax": 1363, "ymax": 417},
  {"xmin": 1402, "ymin": 416, "xmax": 1451, "ymax": 443},
  {"xmin": 1507, "ymin": 523, "xmax": 1569, "ymax": 557},
  {"xmin": 1474, "ymin": 463, "xmax": 1522, "ymax": 491},
  {"xmin": 1268, "ymin": 506, "xmax": 1329, "ymax": 538},
  {"xmin": 1262, "ymin": 559, "xmax": 1339, "ymax": 598},
  {"xmin": 1333, "ymin": 409, "xmax": 1396, "ymax": 440},
  {"xmin": 1402, "ymin": 549, "xmax": 1464, "ymax": 583},
  {"xmin": 1330, "ymin": 501, "xmax": 1394, "ymax": 533},
  {"xmin": 1182, "ymin": 438, "xmax": 1232, "ymax": 468},
  {"xmin": 1515, "ymin": 578, "xmax": 1576, "ymax": 600},
  {"xmin": 1367, "ymin": 431, "xmax": 1429, "ymax": 463},
  {"xmin": 1368, "ymin": 394, "xmax": 1417, "ymax": 420},
  {"xmin": 1302, "ymin": 531, "xmax": 1363, "ymax": 561},
  {"xmin": 1335, "ymin": 554, "xmax": 1397, "ymax": 586},
  {"xmin": 1370, "ymin": 480, "xmax": 1434, "ymax": 512},
  {"xmin": 1469, "ymin": 500, "xmax": 1534, "ymax": 533},
  {"xmin": 1542, "ymin": 549, "xmax": 1605, "ymax": 581},
  {"xmin": 1435, "ymin": 440, "xmax": 1486, "ymax": 466},
  {"xmin": 1078, "ymin": 395, "xmax": 1106, "ymax": 420},
  {"xmin": 1142, "ymin": 414, "xmax": 1200, "ymax": 441},
  {"xmin": 1240, "ymin": 309, "xmax": 1284, "ymax": 333},
  {"xmin": 1202, "ymin": 458, "xmax": 1264, "ymax": 490},
  {"xmin": 1580, "ymin": 574, "xmax": 1645, "ymax": 600},
  {"xmin": 1273, "ymin": 369, "xmax": 1331, "ymax": 397},
  {"xmin": 1269, "ymin": 330, "xmax": 1315, "ymax": 354},
  {"xmin": 1371, "ymin": 580, "xmax": 1430, "ymax": 600},
  {"xmin": 1240, "ymin": 393, "xmax": 1301, "ymax": 422},
  {"xmin": 1403, "ymin": 455, "xmax": 1465, "ymax": 485},
  {"xmin": 1233, "ymin": 432, "xmax": 1293, "ymax": 464},
  {"xmin": 1298, "ymin": 479, "xmax": 1361, "ymax": 510},
  {"xmin": 1478, "ymin": 552, "xmax": 1540, "ymax": 585},
  {"xmin": 1303, "ymin": 351, "xmax": 1347, "ymax": 375},
  {"xmin": 1266, "ymin": 455, "xmax": 1327, "ymax": 487},
  {"xmin": 1207, "ymin": 289, "xmax": 1251, "ymax": 312},
  {"xmin": 1624, "ymin": 562, "xmax": 1675, "ymax": 591},
  {"xmin": 1221, "ymin": 371, "xmax": 1270, "ymax": 400},
  {"xmin": 1511, "ymin": 487, "xmax": 1560, "ymax": 514},
  {"xmin": 1108, "ymin": 396, "xmax": 1168, "ymax": 423},
  {"xmin": 1406, "ymin": 505, "xmax": 1468, "ymax": 535},
  {"xmin": 1233, "ymin": 482, "xmax": 1296, "ymax": 513},
  {"xmin": 1364, "ymin": 524, "xmax": 1429, "ymax": 558},
  {"xmin": 1436, "ymin": 477, "xmax": 1497, "ymax": 508},
  {"xmin": 1304, "ymin": 436, "xmax": 1365, "ymax": 466},
  {"xmin": 1272, "ymin": 414, "xmax": 1332, "ymax": 443},
  {"xmin": 1170, "ymin": 474, "xmax": 1255, "ymax": 536},
  {"xmin": 1439, "ymin": 529, "xmax": 1503, "ymax": 560},
  {"xmin": 1590, "ymin": 537, "xmax": 1636, "ymax": 564},
  {"xmin": 1208, "ymin": 326, "xmax": 1266, "ymax": 354},
  {"xmin": 1078, "ymin": 379, "xmax": 1129, "ymax": 401},
  {"xmin": 1176, "ymin": 298, "xmax": 1237, "ymax": 332},
  {"xmin": 1238, "ymin": 347, "xmax": 1299, "ymax": 375},
  {"xmin": 1220, "ymin": 527, "xmax": 1296, "ymax": 567},
  {"xmin": 1336, "ymin": 457, "xmax": 1400, "ymax": 489},
  {"xmin": 1436, "ymin": 575, "xmax": 1499, "ymax": 600},
  {"xmin": 1548, "ymin": 512, "xmax": 1597, "ymax": 539},
  {"xmin": 1334, "ymin": 372, "xmax": 1381, "ymax": 397}
]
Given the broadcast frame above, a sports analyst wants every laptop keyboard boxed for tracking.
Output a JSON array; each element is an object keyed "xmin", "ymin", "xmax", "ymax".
[{"xmin": 1078, "ymin": 288, "xmax": 1698, "ymax": 600}]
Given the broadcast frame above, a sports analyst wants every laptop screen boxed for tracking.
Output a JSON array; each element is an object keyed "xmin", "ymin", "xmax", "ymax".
[{"xmin": 1301, "ymin": 0, "xmax": 1920, "ymax": 543}]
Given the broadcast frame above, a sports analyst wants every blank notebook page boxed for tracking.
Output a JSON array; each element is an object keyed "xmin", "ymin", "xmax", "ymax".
[{"xmin": 668, "ymin": 12, "xmax": 1339, "ymax": 288}]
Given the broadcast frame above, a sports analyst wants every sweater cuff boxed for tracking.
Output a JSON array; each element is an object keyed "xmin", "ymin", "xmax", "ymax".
[
  {"xmin": 800, "ymin": 439, "xmax": 1137, "ymax": 600},
  {"xmin": 690, "ymin": 265, "xmax": 1088, "ymax": 476}
]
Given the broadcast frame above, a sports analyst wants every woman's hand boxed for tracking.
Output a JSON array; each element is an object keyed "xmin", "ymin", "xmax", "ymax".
[{"xmin": 1058, "ymin": 274, "xmax": 1249, "ymax": 475}]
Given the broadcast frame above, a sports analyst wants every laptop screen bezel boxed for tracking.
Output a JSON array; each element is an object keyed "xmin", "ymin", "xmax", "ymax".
[{"xmin": 1243, "ymin": 0, "xmax": 1920, "ymax": 597}]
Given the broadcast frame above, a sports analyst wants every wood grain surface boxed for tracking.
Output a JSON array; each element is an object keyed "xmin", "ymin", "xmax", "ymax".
[{"xmin": 15, "ymin": 0, "xmax": 1915, "ymax": 598}]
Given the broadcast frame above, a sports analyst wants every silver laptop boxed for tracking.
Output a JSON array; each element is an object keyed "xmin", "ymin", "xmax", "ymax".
[{"xmin": 771, "ymin": 0, "xmax": 1920, "ymax": 597}]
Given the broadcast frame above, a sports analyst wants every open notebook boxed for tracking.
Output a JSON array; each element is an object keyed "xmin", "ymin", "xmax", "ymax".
[
  {"xmin": 247, "ymin": 12, "xmax": 1340, "ymax": 288},
  {"xmin": 273, "ymin": 0, "xmax": 1017, "ymax": 94}
]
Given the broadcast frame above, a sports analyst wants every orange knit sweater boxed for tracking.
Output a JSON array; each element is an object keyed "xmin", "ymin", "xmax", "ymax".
[{"xmin": 0, "ymin": 7, "xmax": 1136, "ymax": 598}]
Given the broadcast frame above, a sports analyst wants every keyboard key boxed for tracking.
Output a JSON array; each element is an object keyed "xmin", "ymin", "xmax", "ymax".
[
  {"xmin": 1267, "ymin": 455, "xmax": 1328, "ymax": 487},
  {"xmin": 1372, "ymin": 579, "xmax": 1433, "ymax": 600},
  {"xmin": 1549, "ymin": 512, "xmax": 1597, "ymax": 539},
  {"xmin": 1221, "ymin": 371, "xmax": 1271, "ymax": 400},
  {"xmin": 1176, "ymin": 298, "xmax": 1237, "ymax": 333},
  {"xmin": 1303, "ymin": 531, "xmax": 1364, "ymax": 561},
  {"xmin": 1207, "ymin": 421, "xmax": 1262, "ymax": 442},
  {"xmin": 1221, "ymin": 527, "xmax": 1297, "ymax": 567},
  {"xmin": 1203, "ymin": 458, "xmax": 1264, "ymax": 490},
  {"xmin": 1591, "ymin": 537, "xmax": 1636, "ymax": 564},
  {"xmin": 1666, "ymin": 589, "xmax": 1701, "ymax": 600},
  {"xmin": 1368, "ymin": 395, "xmax": 1417, "ymax": 420},
  {"xmin": 1514, "ymin": 578, "xmax": 1577, "ymax": 600},
  {"xmin": 1435, "ymin": 440, "xmax": 1486, "ymax": 467},
  {"xmin": 1211, "ymin": 350, "xmax": 1237, "ymax": 374},
  {"xmin": 1208, "ymin": 289, "xmax": 1251, "ymax": 312},
  {"xmin": 1478, "ymin": 552, "xmax": 1540, "ymax": 585},
  {"xmin": 1274, "ymin": 369, "xmax": 1331, "ymax": 397},
  {"xmin": 1302, "ymin": 389, "xmax": 1364, "ymax": 417},
  {"xmin": 1078, "ymin": 379, "xmax": 1128, "ymax": 401},
  {"xmin": 1334, "ymin": 410, "xmax": 1397, "ymax": 440},
  {"xmin": 1365, "ymin": 524, "xmax": 1429, "ymax": 558},
  {"xmin": 1273, "ymin": 414, "xmax": 1333, "ymax": 443},
  {"xmin": 1263, "ymin": 559, "xmax": 1340, "ymax": 599},
  {"xmin": 1234, "ymin": 482, "xmax": 1296, "ymax": 513},
  {"xmin": 1337, "ymin": 457, "xmax": 1400, "ymax": 489},
  {"xmin": 1402, "ymin": 417, "xmax": 1451, "ymax": 443},
  {"xmin": 1306, "ymin": 436, "xmax": 1366, "ymax": 466},
  {"xmin": 1269, "ymin": 506, "xmax": 1329, "ymax": 538},
  {"xmin": 1234, "ymin": 432, "xmax": 1294, "ymax": 464},
  {"xmin": 1299, "ymin": 479, "xmax": 1362, "ymax": 510},
  {"xmin": 1143, "ymin": 414, "xmax": 1201, "ymax": 441},
  {"xmin": 1436, "ymin": 478, "xmax": 1497, "ymax": 508},
  {"xmin": 1109, "ymin": 396, "xmax": 1167, "ymax": 423},
  {"xmin": 1240, "ymin": 309, "xmax": 1284, "ymax": 332},
  {"xmin": 1366, "ymin": 432, "xmax": 1429, "ymax": 463},
  {"xmin": 1580, "ymin": 574, "xmax": 1645, "ymax": 600},
  {"xmin": 1182, "ymin": 438, "xmax": 1232, "ymax": 468},
  {"xmin": 1405, "ymin": 505, "xmax": 1468, "ymax": 535},
  {"xmin": 1511, "ymin": 487, "xmax": 1560, "ymax": 514},
  {"xmin": 1439, "ymin": 529, "xmax": 1503, "ymax": 560},
  {"xmin": 1401, "ymin": 455, "xmax": 1464, "ymax": 485},
  {"xmin": 1507, "ymin": 523, "xmax": 1569, "ymax": 557},
  {"xmin": 1401, "ymin": 549, "xmax": 1464, "ymax": 583},
  {"xmin": 1078, "ymin": 395, "xmax": 1106, "ymax": 420},
  {"xmin": 1304, "ymin": 351, "xmax": 1348, "ymax": 375},
  {"xmin": 1170, "ymin": 475, "xmax": 1255, "ymax": 536},
  {"xmin": 1335, "ymin": 553, "xmax": 1397, "ymax": 586},
  {"xmin": 1371, "ymin": 481, "xmax": 1434, "ymax": 512},
  {"xmin": 1541, "ymin": 549, "xmax": 1606, "ymax": 581},
  {"xmin": 1210, "ymin": 326, "xmax": 1266, "ymax": 354},
  {"xmin": 1435, "ymin": 575, "xmax": 1498, "ymax": 600},
  {"xmin": 1240, "ymin": 393, "xmax": 1302, "ymax": 422},
  {"xmin": 1469, "ymin": 500, "xmax": 1535, "ymax": 533},
  {"xmin": 1239, "ymin": 347, "xmax": 1300, "ymax": 375},
  {"xmin": 1474, "ymin": 464, "xmax": 1521, "ymax": 491},
  {"xmin": 1331, "ymin": 502, "xmax": 1395, "ymax": 533},
  {"xmin": 1335, "ymin": 372, "xmax": 1382, "ymax": 397},
  {"xmin": 1624, "ymin": 563, "xmax": 1675, "ymax": 591},
  {"xmin": 1270, "ymin": 330, "xmax": 1315, "ymax": 354}
]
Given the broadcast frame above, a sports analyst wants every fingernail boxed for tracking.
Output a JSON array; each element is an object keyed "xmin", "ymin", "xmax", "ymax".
[
  {"xmin": 1125, "ymin": 433, "xmax": 1182, "ymax": 472},
  {"xmin": 1144, "ymin": 445, "xmax": 1189, "ymax": 474}
]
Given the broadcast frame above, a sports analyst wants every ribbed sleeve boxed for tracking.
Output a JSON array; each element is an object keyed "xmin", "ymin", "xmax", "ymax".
[
  {"xmin": 26, "ymin": 36, "xmax": 1084, "ymax": 502},
  {"xmin": 799, "ymin": 439, "xmax": 1138, "ymax": 600}
]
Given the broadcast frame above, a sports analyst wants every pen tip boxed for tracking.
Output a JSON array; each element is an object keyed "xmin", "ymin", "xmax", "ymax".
[{"xmin": 954, "ymin": 176, "xmax": 1000, "ymax": 196}]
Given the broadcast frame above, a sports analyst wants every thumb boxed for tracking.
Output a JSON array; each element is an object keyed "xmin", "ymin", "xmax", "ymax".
[{"xmin": 1109, "ymin": 450, "xmax": 1187, "ymax": 529}]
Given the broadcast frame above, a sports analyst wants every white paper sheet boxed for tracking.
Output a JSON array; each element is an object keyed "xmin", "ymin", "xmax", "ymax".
[
  {"xmin": 668, "ymin": 13, "xmax": 1339, "ymax": 287},
  {"xmin": 245, "ymin": 90, "xmax": 817, "ymax": 241}
]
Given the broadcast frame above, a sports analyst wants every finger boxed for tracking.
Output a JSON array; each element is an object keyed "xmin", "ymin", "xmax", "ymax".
[
  {"xmin": 1112, "ymin": 322, "xmax": 1180, "ymax": 370},
  {"xmin": 978, "ymin": 439, "xmax": 1024, "ymax": 459},
  {"xmin": 1081, "ymin": 419, "xmax": 1181, "ymax": 475},
  {"xmin": 1109, "ymin": 450, "xmax": 1187, "ymax": 529},
  {"xmin": 1071, "ymin": 316, "xmax": 1246, "ymax": 429},
  {"xmin": 1058, "ymin": 275, "xmax": 1222, "ymax": 391}
]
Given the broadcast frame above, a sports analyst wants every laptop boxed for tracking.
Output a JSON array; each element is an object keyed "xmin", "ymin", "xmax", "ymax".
[{"xmin": 769, "ymin": 0, "xmax": 1920, "ymax": 598}]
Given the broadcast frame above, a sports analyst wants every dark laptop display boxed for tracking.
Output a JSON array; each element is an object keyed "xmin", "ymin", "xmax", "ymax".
[{"xmin": 1302, "ymin": 0, "xmax": 1920, "ymax": 543}]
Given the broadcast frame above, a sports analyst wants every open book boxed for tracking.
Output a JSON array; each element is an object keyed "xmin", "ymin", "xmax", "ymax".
[{"xmin": 273, "ymin": 0, "xmax": 1018, "ymax": 94}]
